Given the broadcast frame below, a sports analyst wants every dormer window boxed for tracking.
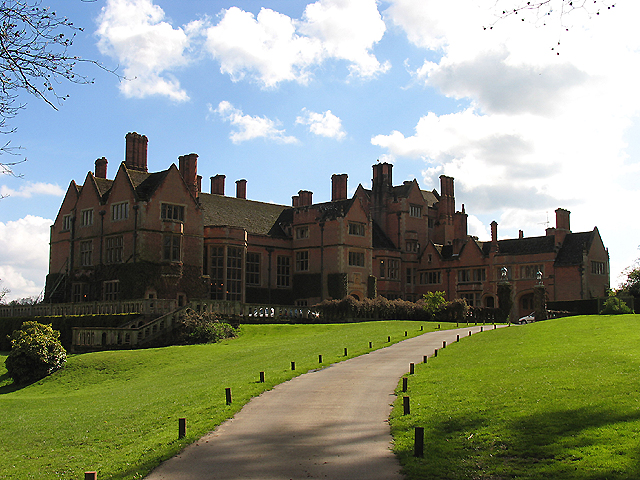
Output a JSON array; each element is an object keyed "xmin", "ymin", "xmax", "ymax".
[
  {"xmin": 296, "ymin": 226, "xmax": 309, "ymax": 239},
  {"xmin": 348, "ymin": 222, "xmax": 365, "ymax": 236},
  {"xmin": 81, "ymin": 209, "xmax": 93, "ymax": 227},
  {"xmin": 161, "ymin": 203, "xmax": 185, "ymax": 222},
  {"xmin": 62, "ymin": 214, "xmax": 73, "ymax": 231},
  {"xmin": 112, "ymin": 202, "xmax": 129, "ymax": 221}
]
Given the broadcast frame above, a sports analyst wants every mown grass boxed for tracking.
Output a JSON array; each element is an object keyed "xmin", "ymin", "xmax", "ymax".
[
  {"xmin": 391, "ymin": 315, "xmax": 640, "ymax": 480},
  {"xmin": 0, "ymin": 321, "xmax": 432, "ymax": 480}
]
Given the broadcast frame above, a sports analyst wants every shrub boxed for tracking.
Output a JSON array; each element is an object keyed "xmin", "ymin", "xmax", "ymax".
[
  {"xmin": 600, "ymin": 296, "xmax": 633, "ymax": 315},
  {"xmin": 422, "ymin": 291, "xmax": 447, "ymax": 317},
  {"xmin": 177, "ymin": 309, "xmax": 238, "ymax": 344},
  {"xmin": 5, "ymin": 321, "xmax": 67, "ymax": 385},
  {"xmin": 434, "ymin": 298, "xmax": 469, "ymax": 323}
]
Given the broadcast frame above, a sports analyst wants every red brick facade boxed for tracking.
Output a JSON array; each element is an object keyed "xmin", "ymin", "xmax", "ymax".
[{"xmin": 46, "ymin": 133, "xmax": 610, "ymax": 316}]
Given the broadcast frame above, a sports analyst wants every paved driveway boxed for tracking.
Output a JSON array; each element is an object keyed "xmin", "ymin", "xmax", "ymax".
[{"xmin": 145, "ymin": 325, "xmax": 498, "ymax": 480}]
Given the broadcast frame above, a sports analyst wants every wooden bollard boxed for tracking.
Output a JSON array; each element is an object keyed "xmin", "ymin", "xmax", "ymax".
[
  {"xmin": 402, "ymin": 377, "xmax": 408, "ymax": 392},
  {"xmin": 423, "ymin": 355, "xmax": 428, "ymax": 363},
  {"xmin": 178, "ymin": 418, "xmax": 186, "ymax": 439},
  {"xmin": 456, "ymin": 334, "xmax": 460, "ymax": 342},
  {"xmin": 225, "ymin": 388, "xmax": 232, "ymax": 405},
  {"xmin": 369, "ymin": 341, "xmax": 372, "ymax": 348},
  {"xmin": 319, "ymin": 354, "xmax": 323, "ymax": 363},
  {"xmin": 442, "ymin": 341, "xmax": 446, "ymax": 348},
  {"xmin": 420, "ymin": 325, "xmax": 423, "ymax": 331},
  {"xmin": 434, "ymin": 349, "xmax": 438, "ymax": 357},
  {"xmin": 405, "ymin": 331, "xmax": 408, "ymax": 337},
  {"xmin": 291, "ymin": 361, "xmax": 296, "ymax": 371},
  {"xmin": 403, "ymin": 396, "xmax": 410, "ymax": 415},
  {"xmin": 437, "ymin": 324, "xmax": 441, "ymax": 329},
  {"xmin": 414, "ymin": 427, "xmax": 424, "ymax": 457},
  {"xmin": 494, "ymin": 324, "xmax": 497, "ymax": 330},
  {"xmin": 259, "ymin": 371, "xmax": 265, "ymax": 383},
  {"xmin": 468, "ymin": 331, "xmax": 471, "ymax": 336},
  {"xmin": 344, "ymin": 347, "xmax": 348, "ymax": 356},
  {"xmin": 456, "ymin": 322, "xmax": 459, "ymax": 327},
  {"xmin": 387, "ymin": 336, "xmax": 391, "ymax": 342},
  {"xmin": 410, "ymin": 362, "xmax": 415, "ymax": 374},
  {"xmin": 481, "ymin": 326, "xmax": 484, "ymax": 332},
  {"xmin": 85, "ymin": 472, "xmax": 97, "ymax": 480}
]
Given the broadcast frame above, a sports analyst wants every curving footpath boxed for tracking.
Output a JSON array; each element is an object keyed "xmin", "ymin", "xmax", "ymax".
[{"xmin": 145, "ymin": 325, "xmax": 501, "ymax": 480}]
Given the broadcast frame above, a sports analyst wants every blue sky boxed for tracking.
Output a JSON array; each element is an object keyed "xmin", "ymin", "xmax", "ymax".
[{"xmin": 1, "ymin": 0, "xmax": 638, "ymax": 300}]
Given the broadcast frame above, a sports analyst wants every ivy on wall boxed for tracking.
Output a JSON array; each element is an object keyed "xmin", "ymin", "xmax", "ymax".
[{"xmin": 327, "ymin": 273, "xmax": 348, "ymax": 299}]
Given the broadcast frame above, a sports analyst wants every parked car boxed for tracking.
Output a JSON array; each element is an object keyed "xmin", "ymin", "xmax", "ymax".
[{"xmin": 518, "ymin": 313, "xmax": 535, "ymax": 324}]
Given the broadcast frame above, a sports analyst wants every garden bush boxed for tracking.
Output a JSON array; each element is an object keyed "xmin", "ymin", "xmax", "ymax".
[
  {"xmin": 176, "ymin": 309, "xmax": 238, "ymax": 344},
  {"xmin": 5, "ymin": 321, "xmax": 67, "ymax": 385}
]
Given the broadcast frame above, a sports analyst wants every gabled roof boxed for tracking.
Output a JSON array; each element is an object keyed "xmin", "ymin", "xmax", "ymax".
[
  {"xmin": 133, "ymin": 170, "xmax": 170, "ymax": 201},
  {"xmin": 199, "ymin": 193, "xmax": 289, "ymax": 236},
  {"xmin": 421, "ymin": 189, "xmax": 439, "ymax": 207},
  {"xmin": 372, "ymin": 220, "xmax": 396, "ymax": 250},
  {"xmin": 555, "ymin": 231, "xmax": 596, "ymax": 266}
]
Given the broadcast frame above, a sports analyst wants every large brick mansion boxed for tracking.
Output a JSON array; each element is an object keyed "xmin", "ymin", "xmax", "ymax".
[{"xmin": 46, "ymin": 133, "xmax": 610, "ymax": 318}]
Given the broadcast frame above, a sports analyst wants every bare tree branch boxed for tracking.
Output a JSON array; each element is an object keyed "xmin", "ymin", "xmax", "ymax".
[{"xmin": 0, "ymin": 0, "xmax": 120, "ymax": 177}]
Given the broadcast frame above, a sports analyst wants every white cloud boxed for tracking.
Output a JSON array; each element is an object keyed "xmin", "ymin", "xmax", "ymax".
[
  {"xmin": 380, "ymin": 0, "xmax": 640, "ymax": 287},
  {"xmin": 0, "ymin": 216, "xmax": 51, "ymax": 301},
  {"xmin": 205, "ymin": 7, "xmax": 322, "ymax": 88},
  {"xmin": 204, "ymin": 0, "xmax": 388, "ymax": 88},
  {"xmin": 96, "ymin": 0, "xmax": 199, "ymax": 101},
  {"xmin": 296, "ymin": 108, "xmax": 346, "ymax": 140},
  {"xmin": 0, "ymin": 182, "xmax": 65, "ymax": 199},
  {"xmin": 300, "ymin": 0, "xmax": 389, "ymax": 78},
  {"xmin": 213, "ymin": 101, "xmax": 299, "ymax": 144}
]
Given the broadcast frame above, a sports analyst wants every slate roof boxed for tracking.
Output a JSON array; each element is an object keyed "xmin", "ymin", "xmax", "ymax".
[
  {"xmin": 314, "ymin": 199, "xmax": 355, "ymax": 222},
  {"xmin": 487, "ymin": 235, "xmax": 557, "ymax": 256},
  {"xmin": 199, "ymin": 192, "xmax": 289, "ymax": 236},
  {"xmin": 554, "ymin": 231, "xmax": 596, "ymax": 266}
]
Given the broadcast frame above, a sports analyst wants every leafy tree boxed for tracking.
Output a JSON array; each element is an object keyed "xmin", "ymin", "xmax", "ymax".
[
  {"xmin": 600, "ymin": 295, "xmax": 633, "ymax": 315},
  {"xmin": 0, "ymin": 279, "xmax": 9, "ymax": 303},
  {"xmin": 619, "ymin": 257, "xmax": 640, "ymax": 298},
  {"xmin": 0, "ymin": 0, "xmax": 112, "ymax": 177},
  {"xmin": 422, "ymin": 291, "xmax": 447, "ymax": 316},
  {"xmin": 5, "ymin": 321, "xmax": 67, "ymax": 384}
]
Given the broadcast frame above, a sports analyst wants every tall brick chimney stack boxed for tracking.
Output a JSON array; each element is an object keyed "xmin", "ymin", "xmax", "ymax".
[
  {"xmin": 298, "ymin": 190, "xmax": 313, "ymax": 206},
  {"xmin": 178, "ymin": 153, "xmax": 198, "ymax": 197},
  {"xmin": 331, "ymin": 174, "xmax": 348, "ymax": 201},
  {"xmin": 124, "ymin": 132, "xmax": 148, "ymax": 172},
  {"xmin": 236, "ymin": 179, "xmax": 247, "ymax": 199},
  {"xmin": 491, "ymin": 221, "xmax": 498, "ymax": 244},
  {"xmin": 211, "ymin": 175, "xmax": 225, "ymax": 195},
  {"xmin": 95, "ymin": 157, "xmax": 108, "ymax": 179},
  {"xmin": 554, "ymin": 208, "xmax": 571, "ymax": 244}
]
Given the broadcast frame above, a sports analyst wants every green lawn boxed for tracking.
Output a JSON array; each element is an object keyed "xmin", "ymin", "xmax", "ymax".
[
  {"xmin": 0, "ymin": 321, "xmax": 431, "ymax": 480},
  {"xmin": 391, "ymin": 315, "xmax": 640, "ymax": 480}
]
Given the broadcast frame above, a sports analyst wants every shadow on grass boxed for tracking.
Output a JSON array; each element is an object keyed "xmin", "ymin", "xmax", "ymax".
[
  {"xmin": 0, "ymin": 371, "xmax": 22, "ymax": 394},
  {"xmin": 399, "ymin": 406, "xmax": 640, "ymax": 480}
]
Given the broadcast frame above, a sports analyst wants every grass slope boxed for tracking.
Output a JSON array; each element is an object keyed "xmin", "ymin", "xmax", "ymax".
[
  {"xmin": 391, "ymin": 315, "xmax": 640, "ymax": 480},
  {"xmin": 0, "ymin": 321, "xmax": 430, "ymax": 480}
]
